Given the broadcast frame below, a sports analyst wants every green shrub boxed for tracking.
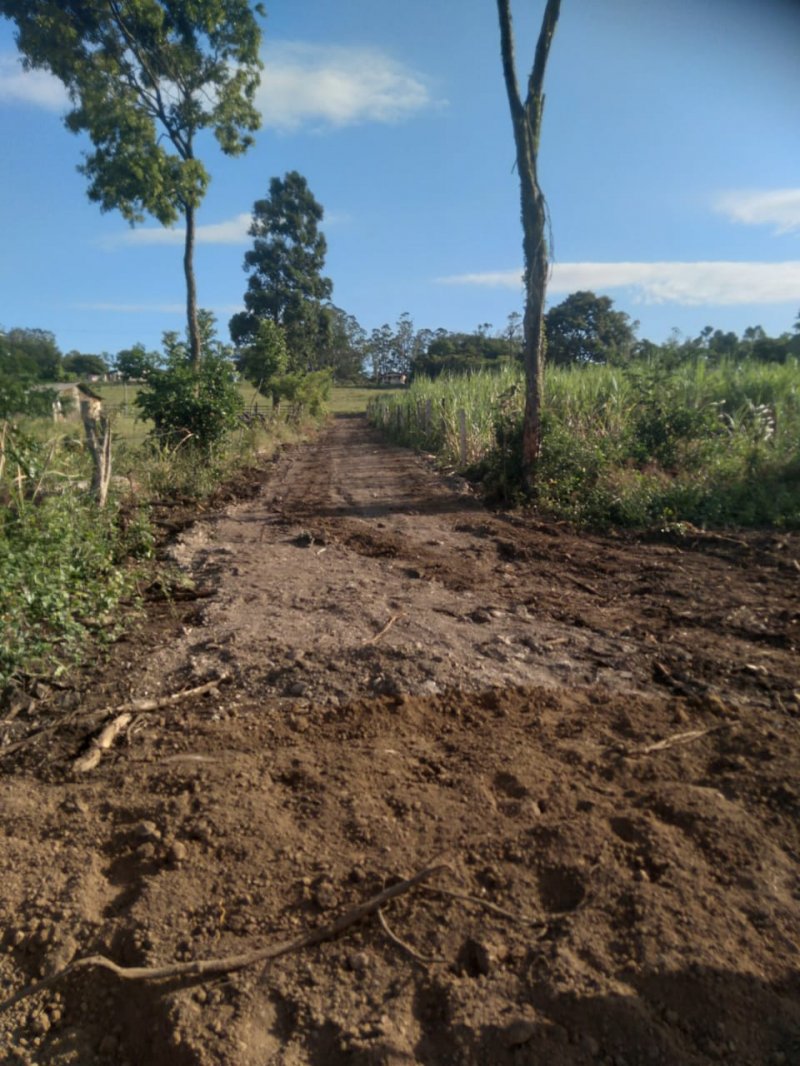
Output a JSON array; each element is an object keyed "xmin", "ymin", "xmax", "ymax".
[
  {"xmin": 135, "ymin": 352, "xmax": 244, "ymax": 455},
  {"xmin": 0, "ymin": 493, "xmax": 138, "ymax": 689}
]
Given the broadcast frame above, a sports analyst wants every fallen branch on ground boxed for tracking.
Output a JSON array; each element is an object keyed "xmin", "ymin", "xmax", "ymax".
[
  {"xmin": 630, "ymin": 721, "xmax": 738, "ymax": 756},
  {"xmin": 0, "ymin": 863, "xmax": 450, "ymax": 1014},
  {"xmin": 73, "ymin": 713, "xmax": 133, "ymax": 773},
  {"xmin": 0, "ymin": 676, "xmax": 228, "ymax": 760},
  {"xmin": 377, "ymin": 907, "xmax": 445, "ymax": 964},
  {"xmin": 365, "ymin": 614, "xmax": 401, "ymax": 645},
  {"xmin": 421, "ymin": 886, "xmax": 546, "ymax": 927}
]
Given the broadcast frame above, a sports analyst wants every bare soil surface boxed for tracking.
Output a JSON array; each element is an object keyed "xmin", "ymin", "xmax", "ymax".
[{"xmin": 1, "ymin": 413, "xmax": 799, "ymax": 1066}]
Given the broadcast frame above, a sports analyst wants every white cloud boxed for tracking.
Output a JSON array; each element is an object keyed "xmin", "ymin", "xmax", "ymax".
[
  {"xmin": 0, "ymin": 52, "xmax": 68, "ymax": 111},
  {"xmin": 257, "ymin": 42, "xmax": 438, "ymax": 130},
  {"xmin": 436, "ymin": 261, "xmax": 800, "ymax": 306},
  {"xmin": 99, "ymin": 206, "xmax": 352, "ymax": 248},
  {"xmin": 715, "ymin": 189, "xmax": 800, "ymax": 234},
  {"xmin": 99, "ymin": 213, "xmax": 253, "ymax": 248}
]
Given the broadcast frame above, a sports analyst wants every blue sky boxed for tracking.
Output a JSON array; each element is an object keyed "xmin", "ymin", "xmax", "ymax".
[{"xmin": 1, "ymin": 0, "xmax": 800, "ymax": 358}]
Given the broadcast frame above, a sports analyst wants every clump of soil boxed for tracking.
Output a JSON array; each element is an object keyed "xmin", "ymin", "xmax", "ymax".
[{"xmin": 1, "ymin": 415, "xmax": 798, "ymax": 1065}]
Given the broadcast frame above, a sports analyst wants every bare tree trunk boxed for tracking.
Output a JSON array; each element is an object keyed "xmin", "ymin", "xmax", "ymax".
[
  {"xmin": 496, "ymin": 0, "xmax": 561, "ymax": 495},
  {"xmin": 80, "ymin": 400, "xmax": 112, "ymax": 508},
  {"xmin": 184, "ymin": 200, "xmax": 201, "ymax": 371}
]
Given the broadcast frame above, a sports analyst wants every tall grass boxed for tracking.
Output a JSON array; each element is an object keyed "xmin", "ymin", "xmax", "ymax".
[{"xmin": 368, "ymin": 357, "xmax": 800, "ymax": 529}]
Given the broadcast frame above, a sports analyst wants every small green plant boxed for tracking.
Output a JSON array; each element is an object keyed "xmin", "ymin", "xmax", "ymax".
[{"xmin": 0, "ymin": 492, "xmax": 140, "ymax": 690}]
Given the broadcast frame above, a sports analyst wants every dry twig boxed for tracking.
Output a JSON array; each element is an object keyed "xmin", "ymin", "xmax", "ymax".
[
  {"xmin": 0, "ymin": 676, "xmax": 228, "ymax": 760},
  {"xmin": 0, "ymin": 863, "xmax": 450, "ymax": 1014},
  {"xmin": 365, "ymin": 614, "xmax": 401, "ymax": 646},
  {"xmin": 421, "ymin": 886, "xmax": 546, "ymax": 928},
  {"xmin": 630, "ymin": 721, "xmax": 738, "ymax": 756},
  {"xmin": 73, "ymin": 713, "xmax": 133, "ymax": 773},
  {"xmin": 377, "ymin": 908, "xmax": 445, "ymax": 965}
]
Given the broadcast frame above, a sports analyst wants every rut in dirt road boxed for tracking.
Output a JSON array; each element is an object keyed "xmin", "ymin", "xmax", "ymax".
[{"xmin": 155, "ymin": 412, "xmax": 798, "ymax": 714}]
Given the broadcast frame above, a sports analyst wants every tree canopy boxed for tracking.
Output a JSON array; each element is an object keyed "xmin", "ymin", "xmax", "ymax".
[
  {"xmin": 1, "ymin": 0, "xmax": 264, "ymax": 368},
  {"xmin": 230, "ymin": 171, "xmax": 333, "ymax": 370},
  {"xmin": 545, "ymin": 291, "xmax": 638, "ymax": 366}
]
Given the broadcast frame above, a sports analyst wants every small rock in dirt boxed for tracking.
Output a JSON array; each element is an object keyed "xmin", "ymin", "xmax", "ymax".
[
  {"xmin": 134, "ymin": 820, "xmax": 162, "ymax": 843},
  {"xmin": 314, "ymin": 880, "xmax": 339, "ymax": 909},
  {"xmin": 168, "ymin": 841, "xmax": 189, "ymax": 865},
  {"xmin": 30, "ymin": 1012, "xmax": 50, "ymax": 1036},
  {"xmin": 286, "ymin": 681, "xmax": 309, "ymax": 697},
  {"xmin": 470, "ymin": 609, "xmax": 493, "ymax": 624},
  {"xmin": 346, "ymin": 951, "xmax": 370, "ymax": 975},
  {"xmin": 502, "ymin": 1019, "xmax": 536, "ymax": 1047}
]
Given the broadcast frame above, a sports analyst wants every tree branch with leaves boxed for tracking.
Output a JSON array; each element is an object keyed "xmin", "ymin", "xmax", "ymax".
[{"xmin": 1, "ymin": 0, "xmax": 265, "ymax": 369}]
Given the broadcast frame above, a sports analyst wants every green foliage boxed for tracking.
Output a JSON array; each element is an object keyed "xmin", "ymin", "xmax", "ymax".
[
  {"xmin": 317, "ymin": 306, "xmax": 368, "ymax": 381},
  {"xmin": 369, "ymin": 357, "xmax": 800, "ymax": 530},
  {"xmin": 135, "ymin": 350, "xmax": 244, "ymax": 455},
  {"xmin": 545, "ymin": 291, "xmax": 638, "ymax": 366},
  {"xmin": 230, "ymin": 171, "xmax": 333, "ymax": 368},
  {"xmin": 2, "ymin": 0, "xmax": 264, "ymax": 226},
  {"xmin": 235, "ymin": 319, "xmax": 289, "ymax": 392},
  {"xmin": 2, "ymin": 0, "xmax": 264, "ymax": 366},
  {"xmin": 271, "ymin": 369, "xmax": 332, "ymax": 420},
  {"xmin": 0, "ymin": 476, "xmax": 137, "ymax": 690},
  {"xmin": 62, "ymin": 351, "xmax": 109, "ymax": 377},
  {"xmin": 114, "ymin": 343, "xmax": 161, "ymax": 380},
  {"xmin": 0, "ymin": 378, "xmax": 56, "ymax": 420},
  {"xmin": 1, "ymin": 327, "xmax": 62, "ymax": 380}
]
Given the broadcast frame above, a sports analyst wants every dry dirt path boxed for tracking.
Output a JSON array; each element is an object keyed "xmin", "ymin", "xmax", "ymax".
[{"xmin": 1, "ymin": 414, "xmax": 799, "ymax": 1066}]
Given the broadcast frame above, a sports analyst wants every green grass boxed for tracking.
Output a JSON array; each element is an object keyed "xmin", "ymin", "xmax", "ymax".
[{"xmin": 328, "ymin": 384, "xmax": 404, "ymax": 415}]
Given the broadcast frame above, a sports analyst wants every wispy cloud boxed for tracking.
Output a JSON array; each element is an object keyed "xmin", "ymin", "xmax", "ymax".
[
  {"xmin": 714, "ymin": 189, "xmax": 800, "ymax": 234},
  {"xmin": 0, "ymin": 52, "xmax": 68, "ymax": 111},
  {"xmin": 99, "ymin": 207, "xmax": 351, "ymax": 249},
  {"xmin": 98, "ymin": 213, "xmax": 253, "ymax": 249},
  {"xmin": 437, "ymin": 261, "xmax": 800, "ymax": 306},
  {"xmin": 257, "ymin": 42, "xmax": 439, "ymax": 130}
]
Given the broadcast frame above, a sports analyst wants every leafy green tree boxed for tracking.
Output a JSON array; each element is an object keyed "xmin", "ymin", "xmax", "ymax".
[
  {"xmin": 545, "ymin": 291, "xmax": 638, "ymax": 366},
  {"xmin": 115, "ymin": 343, "xmax": 161, "ymax": 381},
  {"xmin": 62, "ymin": 352, "xmax": 109, "ymax": 378},
  {"xmin": 235, "ymin": 319, "xmax": 289, "ymax": 394},
  {"xmin": 230, "ymin": 171, "xmax": 333, "ymax": 369},
  {"xmin": 367, "ymin": 324, "xmax": 395, "ymax": 380},
  {"xmin": 1, "ymin": 0, "xmax": 264, "ymax": 370},
  {"xmin": 316, "ymin": 306, "xmax": 367, "ymax": 382},
  {"xmin": 412, "ymin": 330, "xmax": 517, "ymax": 378},
  {"xmin": 2, "ymin": 327, "xmax": 62, "ymax": 380}
]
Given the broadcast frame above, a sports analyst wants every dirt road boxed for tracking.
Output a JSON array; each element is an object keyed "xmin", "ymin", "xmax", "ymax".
[{"xmin": 1, "ymin": 414, "xmax": 799, "ymax": 1065}]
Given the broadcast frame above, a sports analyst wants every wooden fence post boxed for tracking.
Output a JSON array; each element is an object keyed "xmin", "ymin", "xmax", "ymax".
[{"xmin": 81, "ymin": 399, "xmax": 112, "ymax": 508}]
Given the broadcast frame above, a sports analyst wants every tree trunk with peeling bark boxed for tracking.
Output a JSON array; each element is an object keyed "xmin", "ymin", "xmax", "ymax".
[{"xmin": 496, "ymin": 0, "xmax": 561, "ymax": 495}]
